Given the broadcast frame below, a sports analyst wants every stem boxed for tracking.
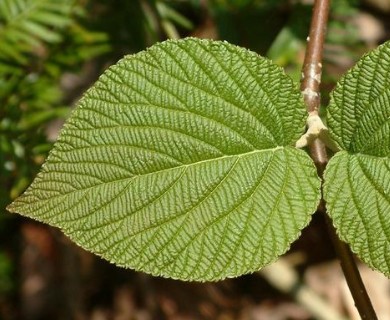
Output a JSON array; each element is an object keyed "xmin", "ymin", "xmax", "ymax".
[
  {"xmin": 324, "ymin": 216, "xmax": 377, "ymax": 320},
  {"xmin": 301, "ymin": 0, "xmax": 377, "ymax": 319},
  {"xmin": 301, "ymin": 1, "xmax": 327, "ymax": 115}
]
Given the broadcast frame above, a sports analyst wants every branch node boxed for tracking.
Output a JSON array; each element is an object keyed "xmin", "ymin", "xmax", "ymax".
[
  {"xmin": 295, "ymin": 113, "xmax": 340, "ymax": 151},
  {"xmin": 295, "ymin": 113, "xmax": 326, "ymax": 148}
]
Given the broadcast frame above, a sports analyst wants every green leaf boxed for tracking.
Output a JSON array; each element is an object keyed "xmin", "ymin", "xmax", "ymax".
[
  {"xmin": 29, "ymin": 10, "xmax": 72, "ymax": 28},
  {"xmin": 19, "ymin": 20, "xmax": 62, "ymax": 43},
  {"xmin": 0, "ymin": 0, "xmax": 75, "ymax": 65},
  {"xmin": 8, "ymin": 38, "xmax": 320, "ymax": 281},
  {"xmin": 324, "ymin": 41, "xmax": 390, "ymax": 276}
]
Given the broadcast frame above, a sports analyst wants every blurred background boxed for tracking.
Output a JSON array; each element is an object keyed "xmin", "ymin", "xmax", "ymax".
[{"xmin": 1, "ymin": 0, "xmax": 390, "ymax": 319}]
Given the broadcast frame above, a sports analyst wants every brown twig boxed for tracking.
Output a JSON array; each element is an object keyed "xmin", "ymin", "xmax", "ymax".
[
  {"xmin": 324, "ymin": 216, "xmax": 378, "ymax": 320},
  {"xmin": 301, "ymin": 0, "xmax": 377, "ymax": 319}
]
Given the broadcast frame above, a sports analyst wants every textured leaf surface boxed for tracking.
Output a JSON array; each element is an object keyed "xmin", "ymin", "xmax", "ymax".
[
  {"xmin": 325, "ymin": 41, "xmax": 390, "ymax": 276},
  {"xmin": 8, "ymin": 38, "xmax": 320, "ymax": 281}
]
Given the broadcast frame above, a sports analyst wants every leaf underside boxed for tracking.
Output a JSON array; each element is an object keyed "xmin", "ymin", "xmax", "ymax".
[
  {"xmin": 8, "ymin": 38, "xmax": 320, "ymax": 281},
  {"xmin": 325, "ymin": 41, "xmax": 390, "ymax": 276}
]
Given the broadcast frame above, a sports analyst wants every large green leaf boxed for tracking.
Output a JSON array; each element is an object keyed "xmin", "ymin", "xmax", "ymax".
[
  {"xmin": 324, "ymin": 41, "xmax": 390, "ymax": 276},
  {"xmin": 8, "ymin": 38, "xmax": 320, "ymax": 281}
]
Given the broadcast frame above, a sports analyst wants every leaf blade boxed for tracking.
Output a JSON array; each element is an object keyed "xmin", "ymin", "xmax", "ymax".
[
  {"xmin": 8, "ymin": 38, "xmax": 320, "ymax": 280},
  {"xmin": 324, "ymin": 152, "xmax": 390, "ymax": 276},
  {"xmin": 327, "ymin": 42, "xmax": 390, "ymax": 157},
  {"xmin": 325, "ymin": 41, "xmax": 390, "ymax": 276}
]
